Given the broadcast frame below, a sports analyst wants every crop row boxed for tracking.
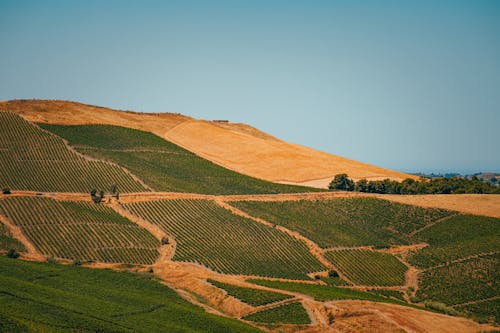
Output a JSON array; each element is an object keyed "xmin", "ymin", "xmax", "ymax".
[
  {"xmin": 232, "ymin": 198, "xmax": 453, "ymax": 248},
  {"xmin": 0, "ymin": 197, "xmax": 159, "ymax": 264},
  {"xmin": 123, "ymin": 199, "xmax": 324, "ymax": 279},
  {"xmin": 0, "ymin": 112, "xmax": 145, "ymax": 192},
  {"xmin": 324, "ymin": 249, "xmax": 407, "ymax": 286}
]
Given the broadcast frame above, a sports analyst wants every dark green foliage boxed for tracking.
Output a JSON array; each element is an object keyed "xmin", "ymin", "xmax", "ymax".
[
  {"xmin": 328, "ymin": 270, "xmax": 339, "ymax": 278},
  {"xmin": 368, "ymin": 289, "xmax": 406, "ymax": 302},
  {"xmin": 242, "ymin": 302, "xmax": 310, "ymax": 324},
  {"xmin": 41, "ymin": 124, "xmax": 319, "ymax": 195},
  {"xmin": 7, "ymin": 248, "xmax": 20, "ymax": 258},
  {"xmin": 330, "ymin": 174, "xmax": 500, "ymax": 194},
  {"xmin": 456, "ymin": 299, "xmax": 500, "ymax": 325},
  {"xmin": 0, "ymin": 112, "xmax": 146, "ymax": 192},
  {"xmin": 325, "ymin": 249, "xmax": 407, "ymax": 286},
  {"xmin": 124, "ymin": 200, "xmax": 324, "ymax": 279},
  {"xmin": 408, "ymin": 215, "xmax": 500, "ymax": 268},
  {"xmin": 328, "ymin": 174, "xmax": 354, "ymax": 191},
  {"xmin": 2, "ymin": 188, "xmax": 11, "ymax": 194},
  {"xmin": 0, "ymin": 223, "xmax": 25, "ymax": 252},
  {"xmin": 233, "ymin": 198, "xmax": 453, "ymax": 248},
  {"xmin": 208, "ymin": 279, "xmax": 293, "ymax": 306},
  {"xmin": 416, "ymin": 254, "xmax": 499, "ymax": 306},
  {"xmin": 0, "ymin": 197, "xmax": 159, "ymax": 264},
  {"xmin": 0, "ymin": 256, "xmax": 263, "ymax": 333}
]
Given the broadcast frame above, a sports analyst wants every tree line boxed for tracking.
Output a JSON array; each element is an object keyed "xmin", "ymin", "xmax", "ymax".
[{"xmin": 329, "ymin": 174, "xmax": 500, "ymax": 194}]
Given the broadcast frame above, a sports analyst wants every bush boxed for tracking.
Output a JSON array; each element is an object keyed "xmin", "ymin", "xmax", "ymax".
[
  {"xmin": 161, "ymin": 237, "xmax": 169, "ymax": 245},
  {"xmin": 73, "ymin": 259, "xmax": 82, "ymax": 266},
  {"xmin": 424, "ymin": 301, "xmax": 461, "ymax": 316},
  {"xmin": 329, "ymin": 174, "xmax": 354, "ymax": 191},
  {"xmin": 328, "ymin": 270, "xmax": 339, "ymax": 278},
  {"xmin": 7, "ymin": 249, "xmax": 20, "ymax": 259},
  {"xmin": 2, "ymin": 188, "xmax": 11, "ymax": 194}
]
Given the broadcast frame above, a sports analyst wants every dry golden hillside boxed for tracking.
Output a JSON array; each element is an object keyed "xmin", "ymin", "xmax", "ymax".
[{"xmin": 0, "ymin": 99, "xmax": 417, "ymax": 187}]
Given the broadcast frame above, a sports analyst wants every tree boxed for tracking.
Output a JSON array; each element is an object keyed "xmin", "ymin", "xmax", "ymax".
[
  {"xmin": 2, "ymin": 188, "xmax": 11, "ymax": 195},
  {"xmin": 355, "ymin": 179, "xmax": 368, "ymax": 192},
  {"xmin": 329, "ymin": 174, "xmax": 355, "ymax": 191},
  {"xmin": 7, "ymin": 249, "xmax": 20, "ymax": 259}
]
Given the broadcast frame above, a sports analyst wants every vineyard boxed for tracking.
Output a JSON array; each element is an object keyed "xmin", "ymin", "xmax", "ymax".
[
  {"xmin": 232, "ymin": 198, "xmax": 453, "ymax": 248},
  {"xmin": 324, "ymin": 249, "xmax": 407, "ymax": 286},
  {"xmin": 0, "ymin": 197, "xmax": 159, "ymax": 264},
  {"xmin": 41, "ymin": 124, "xmax": 316, "ymax": 195},
  {"xmin": 408, "ymin": 214, "xmax": 500, "ymax": 268},
  {"xmin": 456, "ymin": 299, "xmax": 499, "ymax": 325},
  {"xmin": 242, "ymin": 302, "xmax": 310, "ymax": 325},
  {"xmin": 208, "ymin": 279, "xmax": 293, "ymax": 306},
  {"xmin": 123, "ymin": 199, "xmax": 324, "ymax": 279},
  {"xmin": 0, "ymin": 223, "xmax": 25, "ymax": 252},
  {"xmin": 416, "ymin": 253, "xmax": 499, "ymax": 308},
  {"xmin": 0, "ymin": 256, "xmax": 262, "ymax": 333},
  {"xmin": 0, "ymin": 112, "xmax": 146, "ymax": 192}
]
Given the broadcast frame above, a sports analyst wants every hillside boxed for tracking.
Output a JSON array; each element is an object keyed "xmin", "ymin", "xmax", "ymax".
[{"xmin": 0, "ymin": 99, "xmax": 417, "ymax": 187}]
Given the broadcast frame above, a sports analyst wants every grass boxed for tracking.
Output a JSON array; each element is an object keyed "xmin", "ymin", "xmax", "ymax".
[
  {"xmin": 408, "ymin": 214, "xmax": 500, "ymax": 269},
  {"xmin": 0, "ymin": 256, "xmax": 263, "ymax": 333},
  {"xmin": 416, "ymin": 253, "xmax": 499, "ymax": 306},
  {"xmin": 0, "ymin": 197, "xmax": 159, "ymax": 264},
  {"xmin": 232, "ymin": 198, "xmax": 453, "ymax": 248},
  {"xmin": 0, "ymin": 223, "xmax": 25, "ymax": 253},
  {"xmin": 40, "ymin": 124, "xmax": 319, "ymax": 195},
  {"xmin": 324, "ymin": 249, "xmax": 407, "ymax": 286},
  {"xmin": 0, "ymin": 112, "xmax": 145, "ymax": 192},
  {"xmin": 124, "ymin": 200, "xmax": 324, "ymax": 279},
  {"xmin": 208, "ymin": 279, "xmax": 293, "ymax": 306},
  {"xmin": 248, "ymin": 279, "xmax": 405, "ymax": 305},
  {"xmin": 242, "ymin": 302, "xmax": 310, "ymax": 325}
]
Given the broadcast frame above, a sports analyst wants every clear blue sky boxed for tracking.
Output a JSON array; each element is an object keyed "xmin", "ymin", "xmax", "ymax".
[{"xmin": 1, "ymin": 0, "xmax": 499, "ymax": 174}]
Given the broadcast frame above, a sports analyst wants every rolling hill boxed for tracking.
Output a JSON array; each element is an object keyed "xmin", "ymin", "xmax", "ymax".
[
  {"xmin": 0, "ymin": 99, "xmax": 498, "ymax": 333},
  {"xmin": 0, "ymin": 99, "xmax": 417, "ymax": 188}
]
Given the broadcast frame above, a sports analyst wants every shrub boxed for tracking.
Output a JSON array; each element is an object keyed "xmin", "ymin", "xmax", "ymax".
[
  {"xmin": 73, "ymin": 259, "xmax": 82, "ymax": 266},
  {"xmin": 328, "ymin": 270, "xmax": 339, "ymax": 278},
  {"xmin": 7, "ymin": 249, "xmax": 20, "ymax": 259},
  {"xmin": 2, "ymin": 188, "xmax": 11, "ymax": 194},
  {"xmin": 329, "ymin": 174, "xmax": 354, "ymax": 191},
  {"xmin": 161, "ymin": 237, "xmax": 169, "ymax": 245},
  {"xmin": 424, "ymin": 301, "xmax": 461, "ymax": 316}
]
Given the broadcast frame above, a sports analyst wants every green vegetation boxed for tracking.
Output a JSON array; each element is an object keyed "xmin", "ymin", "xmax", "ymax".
[
  {"xmin": 320, "ymin": 276, "xmax": 350, "ymax": 286},
  {"xmin": 233, "ymin": 198, "xmax": 453, "ymax": 248},
  {"xmin": 242, "ymin": 302, "xmax": 310, "ymax": 325},
  {"xmin": 124, "ymin": 200, "xmax": 324, "ymax": 279},
  {"xmin": 324, "ymin": 249, "xmax": 407, "ymax": 286},
  {"xmin": 456, "ymin": 299, "xmax": 499, "ymax": 325},
  {"xmin": 368, "ymin": 289, "xmax": 406, "ymax": 302},
  {"xmin": 0, "ymin": 112, "xmax": 145, "ymax": 192},
  {"xmin": 408, "ymin": 215, "xmax": 500, "ymax": 268},
  {"xmin": 208, "ymin": 279, "xmax": 293, "ymax": 306},
  {"xmin": 0, "ymin": 255, "xmax": 263, "ymax": 333},
  {"xmin": 0, "ymin": 197, "xmax": 159, "ymax": 264},
  {"xmin": 329, "ymin": 174, "xmax": 500, "ymax": 194},
  {"xmin": 416, "ymin": 254, "xmax": 499, "ymax": 306},
  {"xmin": 41, "ymin": 124, "xmax": 318, "ymax": 195},
  {"xmin": 249, "ymin": 280, "xmax": 403, "ymax": 304},
  {"xmin": 0, "ymin": 223, "xmax": 25, "ymax": 252}
]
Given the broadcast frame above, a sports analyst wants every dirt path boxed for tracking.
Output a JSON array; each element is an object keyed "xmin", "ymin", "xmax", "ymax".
[{"xmin": 0, "ymin": 214, "xmax": 45, "ymax": 260}]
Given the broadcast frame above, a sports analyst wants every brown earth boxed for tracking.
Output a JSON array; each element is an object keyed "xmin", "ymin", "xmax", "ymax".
[{"xmin": 0, "ymin": 99, "xmax": 417, "ymax": 186}]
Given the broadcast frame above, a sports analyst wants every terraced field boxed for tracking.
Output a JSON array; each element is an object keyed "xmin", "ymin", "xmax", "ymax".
[
  {"xmin": 242, "ymin": 302, "xmax": 310, "ymax": 324},
  {"xmin": 0, "ymin": 197, "xmax": 159, "ymax": 264},
  {"xmin": 0, "ymin": 256, "xmax": 263, "ymax": 333},
  {"xmin": 408, "ymin": 214, "xmax": 500, "ymax": 268},
  {"xmin": 232, "ymin": 198, "xmax": 453, "ymax": 247},
  {"xmin": 0, "ymin": 112, "xmax": 145, "ymax": 192},
  {"xmin": 0, "ymin": 223, "xmax": 25, "ymax": 252},
  {"xmin": 324, "ymin": 249, "xmax": 407, "ymax": 286},
  {"xmin": 123, "ymin": 199, "xmax": 324, "ymax": 279},
  {"xmin": 208, "ymin": 279, "xmax": 293, "ymax": 306},
  {"xmin": 41, "ymin": 124, "xmax": 316, "ymax": 195}
]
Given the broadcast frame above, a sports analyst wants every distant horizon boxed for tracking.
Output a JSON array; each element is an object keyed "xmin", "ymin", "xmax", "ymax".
[{"xmin": 1, "ymin": 1, "xmax": 499, "ymax": 173}]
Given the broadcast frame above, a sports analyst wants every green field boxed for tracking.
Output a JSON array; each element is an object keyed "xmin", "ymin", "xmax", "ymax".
[
  {"xmin": 324, "ymin": 249, "xmax": 407, "ymax": 286},
  {"xmin": 232, "ymin": 198, "xmax": 453, "ymax": 248},
  {"xmin": 0, "ymin": 222, "xmax": 25, "ymax": 252},
  {"xmin": 124, "ymin": 199, "xmax": 324, "ymax": 279},
  {"xmin": 408, "ymin": 214, "xmax": 500, "ymax": 269},
  {"xmin": 416, "ymin": 253, "xmax": 499, "ymax": 306},
  {"xmin": 0, "ymin": 256, "xmax": 263, "ymax": 333},
  {"xmin": 0, "ymin": 197, "xmax": 159, "ymax": 264},
  {"xmin": 41, "ymin": 124, "xmax": 317, "ymax": 195},
  {"xmin": 248, "ymin": 280, "xmax": 404, "ymax": 304},
  {"xmin": 208, "ymin": 279, "xmax": 293, "ymax": 306},
  {"xmin": 242, "ymin": 302, "xmax": 310, "ymax": 325},
  {"xmin": 0, "ymin": 112, "xmax": 146, "ymax": 192}
]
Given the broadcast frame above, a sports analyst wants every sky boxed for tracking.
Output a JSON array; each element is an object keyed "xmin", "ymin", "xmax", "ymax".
[{"xmin": 1, "ymin": 0, "xmax": 499, "ymax": 174}]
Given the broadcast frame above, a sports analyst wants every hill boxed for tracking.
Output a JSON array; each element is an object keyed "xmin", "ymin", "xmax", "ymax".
[{"xmin": 0, "ymin": 99, "xmax": 417, "ymax": 187}]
